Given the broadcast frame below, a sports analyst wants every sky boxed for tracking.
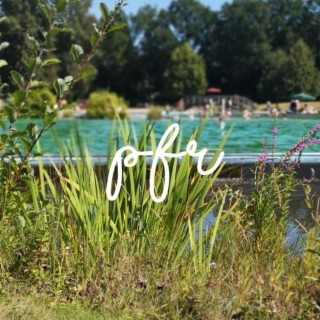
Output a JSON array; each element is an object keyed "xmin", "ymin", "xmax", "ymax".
[{"xmin": 90, "ymin": 0, "xmax": 230, "ymax": 17}]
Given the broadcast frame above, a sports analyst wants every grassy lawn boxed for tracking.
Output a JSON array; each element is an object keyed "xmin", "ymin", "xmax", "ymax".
[{"xmin": 0, "ymin": 296, "xmax": 123, "ymax": 320}]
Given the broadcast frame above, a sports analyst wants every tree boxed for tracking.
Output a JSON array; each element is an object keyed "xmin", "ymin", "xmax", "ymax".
[
  {"xmin": 266, "ymin": 0, "xmax": 305, "ymax": 50},
  {"xmin": 299, "ymin": 0, "xmax": 320, "ymax": 68},
  {"xmin": 168, "ymin": 0, "xmax": 213, "ymax": 47},
  {"xmin": 167, "ymin": 0, "xmax": 218, "ymax": 88},
  {"xmin": 0, "ymin": 0, "xmax": 44, "ymax": 85},
  {"xmin": 52, "ymin": 0, "xmax": 98, "ymax": 99},
  {"xmin": 130, "ymin": 6, "xmax": 179, "ymax": 103},
  {"xmin": 257, "ymin": 49, "xmax": 288, "ymax": 102},
  {"xmin": 0, "ymin": 0, "xmax": 98, "ymax": 99},
  {"xmin": 258, "ymin": 39, "xmax": 320, "ymax": 101},
  {"xmin": 93, "ymin": 11, "xmax": 138, "ymax": 103},
  {"xmin": 213, "ymin": 0, "xmax": 272, "ymax": 99},
  {"xmin": 163, "ymin": 43, "xmax": 207, "ymax": 100}
]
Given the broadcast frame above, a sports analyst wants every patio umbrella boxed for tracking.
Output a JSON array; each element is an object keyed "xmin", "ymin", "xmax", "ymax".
[
  {"xmin": 206, "ymin": 87, "xmax": 221, "ymax": 94},
  {"xmin": 290, "ymin": 92, "xmax": 316, "ymax": 101}
]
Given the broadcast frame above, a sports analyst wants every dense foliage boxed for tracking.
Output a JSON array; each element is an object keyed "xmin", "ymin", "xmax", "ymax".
[
  {"xmin": 2, "ymin": 0, "xmax": 320, "ymax": 104},
  {"xmin": 86, "ymin": 91, "xmax": 128, "ymax": 119},
  {"xmin": 26, "ymin": 88, "xmax": 57, "ymax": 118},
  {"xmin": 164, "ymin": 43, "xmax": 207, "ymax": 100}
]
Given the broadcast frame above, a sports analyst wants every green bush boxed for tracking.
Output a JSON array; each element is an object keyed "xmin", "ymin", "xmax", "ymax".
[
  {"xmin": 26, "ymin": 88, "xmax": 57, "ymax": 118},
  {"xmin": 86, "ymin": 91, "xmax": 128, "ymax": 119},
  {"xmin": 61, "ymin": 109, "xmax": 74, "ymax": 118},
  {"xmin": 147, "ymin": 106, "xmax": 163, "ymax": 120}
]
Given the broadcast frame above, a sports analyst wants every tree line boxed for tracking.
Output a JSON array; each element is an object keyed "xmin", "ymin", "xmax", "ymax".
[{"xmin": 1, "ymin": 0, "xmax": 320, "ymax": 105}]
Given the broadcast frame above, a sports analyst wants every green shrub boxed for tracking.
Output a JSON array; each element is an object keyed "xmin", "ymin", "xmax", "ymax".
[
  {"xmin": 86, "ymin": 91, "xmax": 128, "ymax": 119},
  {"xmin": 61, "ymin": 109, "xmax": 74, "ymax": 118},
  {"xmin": 147, "ymin": 106, "xmax": 163, "ymax": 120},
  {"xmin": 26, "ymin": 88, "xmax": 57, "ymax": 118}
]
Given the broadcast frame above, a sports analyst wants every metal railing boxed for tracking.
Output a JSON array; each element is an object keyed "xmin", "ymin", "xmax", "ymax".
[{"xmin": 184, "ymin": 95, "xmax": 255, "ymax": 109}]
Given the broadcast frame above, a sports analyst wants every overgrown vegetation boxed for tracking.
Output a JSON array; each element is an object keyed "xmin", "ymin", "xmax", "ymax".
[{"xmin": 0, "ymin": 1, "xmax": 320, "ymax": 319}]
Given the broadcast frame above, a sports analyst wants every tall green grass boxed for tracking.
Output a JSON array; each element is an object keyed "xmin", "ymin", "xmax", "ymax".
[
  {"xmin": 0, "ymin": 120, "xmax": 234, "ymax": 283},
  {"xmin": 1, "ymin": 120, "xmax": 320, "ymax": 318}
]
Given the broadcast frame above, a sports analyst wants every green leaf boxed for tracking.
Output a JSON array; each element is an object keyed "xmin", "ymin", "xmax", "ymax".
[
  {"xmin": 11, "ymin": 130, "xmax": 27, "ymax": 138},
  {"xmin": 41, "ymin": 59, "xmax": 61, "ymax": 67},
  {"xmin": 1, "ymin": 134, "xmax": 8, "ymax": 144},
  {"xmin": 63, "ymin": 75, "xmax": 73, "ymax": 91},
  {"xmin": 27, "ymin": 57, "xmax": 42, "ymax": 77},
  {"xmin": 4, "ymin": 106, "xmax": 16, "ymax": 123},
  {"xmin": 39, "ymin": 28, "xmax": 48, "ymax": 40},
  {"xmin": 70, "ymin": 44, "xmax": 84, "ymax": 63},
  {"xmin": 92, "ymin": 23, "xmax": 101, "ymax": 35},
  {"xmin": 57, "ymin": 0, "xmax": 68, "ymax": 12},
  {"xmin": 19, "ymin": 114, "xmax": 32, "ymax": 119},
  {"xmin": 47, "ymin": 27, "xmax": 63, "ymax": 38},
  {"xmin": 107, "ymin": 23, "xmax": 126, "ymax": 34},
  {"xmin": 26, "ymin": 123, "xmax": 38, "ymax": 139},
  {"xmin": 0, "ymin": 83, "xmax": 8, "ymax": 91},
  {"xmin": 99, "ymin": 3, "xmax": 109, "ymax": 21},
  {"xmin": 30, "ymin": 81, "xmax": 46, "ymax": 89},
  {"xmin": 40, "ymin": 4, "xmax": 52, "ymax": 24},
  {"xmin": 44, "ymin": 110, "xmax": 57, "ymax": 127},
  {"xmin": 0, "ymin": 42, "xmax": 9, "ymax": 51},
  {"xmin": 0, "ymin": 121, "xmax": 6, "ymax": 131},
  {"xmin": 77, "ymin": 68, "xmax": 96, "ymax": 81},
  {"xmin": 64, "ymin": 75, "xmax": 73, "ymax": 84},
  {"xmin": 53, "ymin": 78, "xmax": 65, "ymax": 99},
  {"xmin": 90, "ymin": 32, "xmax": 99, "ymax": 47},
  {"xmin": 0, "ymin": 59, "xmax": 8, "ymax": 68},
  {"xmin": 46, "ymin": 121, "xmax": 56, "ymax": 131},
  {"xmin": 26, "ymin": 34, "xmax": 39, "ymax": 51},
  {"xmin": 0, "ymin": 17, "xmax": 7, "ymax": 24},
  {"xmin": 10, "ymin": 71, "xmax": 25, "ymax": 89},
  {"xmin": 21, "ymin": 138, "xmax": 31, "ymax": 153},
  {"xmin": 12, "ymin": 90, "xmax": 27, "ymax": 106}
]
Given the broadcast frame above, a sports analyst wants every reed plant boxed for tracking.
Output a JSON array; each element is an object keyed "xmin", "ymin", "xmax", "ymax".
[{"xmin": 0, "ymin": 118, "xmax": 234, "ymax": 281}]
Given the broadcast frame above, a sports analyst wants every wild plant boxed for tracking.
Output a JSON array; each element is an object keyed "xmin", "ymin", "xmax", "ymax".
[
  {"xmin": 0, "ymin": 0, "xmax": 127, "ymax": 282},
  {"xmin": 0, "ymin": 0, "xmax": 234, "ymax": 285},
  {"xmin": 236, "ymin": 123, "xmax": 320, "ymax": 257}
]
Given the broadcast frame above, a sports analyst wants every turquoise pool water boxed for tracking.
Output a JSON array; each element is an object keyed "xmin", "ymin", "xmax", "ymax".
[{"xmin": 12, "ymin": 118, "xmax": 320, "ymax": 155}]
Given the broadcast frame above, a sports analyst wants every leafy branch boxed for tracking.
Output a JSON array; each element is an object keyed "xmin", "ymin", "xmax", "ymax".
[{"xmin": 0, "ymin": 1, "xmax": 127, "ymax": 215}]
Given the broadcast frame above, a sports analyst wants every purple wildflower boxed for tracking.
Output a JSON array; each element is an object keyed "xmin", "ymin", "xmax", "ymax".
[
  {"xmin": 288, "ymin": 138, "xmax": 320, "ymax": 157},
  {"xmin": 257, "ymin": 149, "xmax": 268, "ymax": 176},
  {"xmin": 309, "ymin": 124, "xmax": 320, "ymax": 137},
  {"xmin": 279, "ymin": 124, "xmax": 320, "ymax": 171},
  {"xmin": 258, "ymin": 150, "xmax": 267, "ymax": 163},
  {"xmin": 302, "ymin": 177, "xmax": 312, "ymax": 184},
  {"xmin": 285, "ymin": 124, "xmax": 320, "ymax": 161}
]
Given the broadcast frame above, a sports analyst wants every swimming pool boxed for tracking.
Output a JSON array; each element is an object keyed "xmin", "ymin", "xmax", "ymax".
[{"xmin": 12, "ymin": 118, "xmax": 320, "ymax": 155}]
